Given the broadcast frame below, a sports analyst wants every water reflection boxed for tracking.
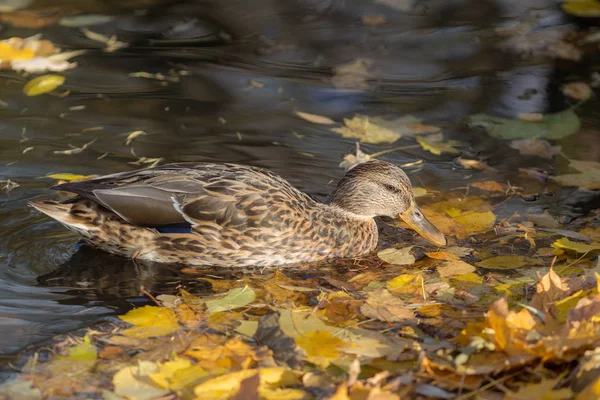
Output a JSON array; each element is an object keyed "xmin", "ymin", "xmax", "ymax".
[{"xmin": 0, "ymin": 0, "xmax": 597, "ymax": 355}]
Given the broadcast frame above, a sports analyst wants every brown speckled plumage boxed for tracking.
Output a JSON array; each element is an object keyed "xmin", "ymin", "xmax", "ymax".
[{"xmin": 30, "ymin": 160, "xmax": 443, "ymax": 267}]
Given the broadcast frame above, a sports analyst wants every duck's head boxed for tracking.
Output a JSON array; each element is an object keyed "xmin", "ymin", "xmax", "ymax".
[{"xmin": 330, "ymin": 160, "xmax": 446, "ymax": 246}]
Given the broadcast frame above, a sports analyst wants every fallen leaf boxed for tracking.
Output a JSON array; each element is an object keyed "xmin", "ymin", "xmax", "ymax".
[
  {"xmin": 205, "ymin": 286, "xmax": 256, "ymax": 313},
  {"xmin": 361, "ymin": 15, "xmax": 387, "ymax": 26},
  {"xmin": 518, "ymin": 113, "xmax": 544, "ymax": 122},
  {"xmin": 510, "ymin": 138, "xmax": 562, "ymax": 159},
  {"xmin": 552, "ymin": 159, "xmax": 600, "ymax": 190},
  {"xmin": 254, "ymin": 312, "xmax": 304, "ymax": 370},
  {"xmin": 470, "ymin": 109, "xmax": 581, "ymax": 140},
  {"xmin": 416, "ymin": 133, "xmax": 461, "ymax": 155},
  {"xmin": 332, "ymin": 114, "xmax": 401, "ymax": 143},
  {"xmin": 295, "ymin": 111, "xmax": 336, "ymax": 125},
  {"xmin": 331, "ymin": 59, "xmax": 372, "ymax": 90},
  {"xmin": 552, "ymin": 238, "xmax": 600, "ymax": 254},
  {"xmin": 59, "ymin": 14, "xmax": 114, "ymax": 27},
  {"xmin": 563, "ymin": 0, "xmax": 600, "ymax": 17},
  {"xmin": 437, "ymin": 260, "xmax": 476, "ymax": 278},
  {"xmin": 476, "ymin": 255, "xmax": 530, "ymax": 270},
  {"xmin": 192, "ymin": 367, "xmax": 299, "ymax": 400},
  {"xmin": 125, "ymin": 130, "xmax": 147, "ymax": 146},
  {"xmin": 377, "ymin": 247, "xmax": 415, "ymax": 265},
  {"xmin": 119, "ymin": 306, "xmax": 179, "ymax": 339},
  {"xmin": 113, "ymin": 361, "xmax": 170, "ymax": 400},
  {"xmin": 457, "ymin": 158, "xmax": 493, "ymax": 170},
  {"xmin": 23, "ymin": 74, "xmax": 65, "ymax": 96},
  {"xmin": 387, "ymin": 274, "xmax": 423, "ymax": 296},
  {"xmin": 46, "ymin": 173, "xmax": 93, "ymax": 181},
  {"xmin": 471, "ymin": 181, "xmax": 506, "ymax": 192},
  {"xmin": 360, "ymin": 288, "xmax": 413, "ymax": 322},
  {"xmin": 0, "ymin": 9, "xmax": 61, "ymax": 28},
  {"xmin": 562, "ymin": 82, "xmax": 593, "ymax": 101},
  {"xmin": 505, "ymin": 376, "xmax": 573, "ymax": 400},
  {"xmin": 296, "ymin": 330, "xmax": 348, "ymax": 367}
]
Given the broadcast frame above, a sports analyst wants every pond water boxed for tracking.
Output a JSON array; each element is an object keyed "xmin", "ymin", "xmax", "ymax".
[{"xmin": 0, "ymin": 0, "xmax": 598, "ymax": 365}]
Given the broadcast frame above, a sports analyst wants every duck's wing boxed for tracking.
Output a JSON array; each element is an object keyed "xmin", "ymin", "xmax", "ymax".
[{"xmin": 54, "ymin": 163, "xmax": 312, "ymax": 229}]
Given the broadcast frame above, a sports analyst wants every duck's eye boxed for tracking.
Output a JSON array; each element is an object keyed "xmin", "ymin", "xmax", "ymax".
[{"xmin": 385, "ymin": 184, "xmax": 398, "ymax": 192}]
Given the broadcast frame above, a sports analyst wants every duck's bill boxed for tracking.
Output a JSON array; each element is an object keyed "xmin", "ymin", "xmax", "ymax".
[{"xmin": 398, "ymin": 204, "xmax": 447, "ymax": 247}]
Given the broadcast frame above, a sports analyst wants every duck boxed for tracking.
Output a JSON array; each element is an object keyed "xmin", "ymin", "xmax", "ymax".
[{"xmin": 29, "ymin": 160, "xmax": 446, "ymax": 267}]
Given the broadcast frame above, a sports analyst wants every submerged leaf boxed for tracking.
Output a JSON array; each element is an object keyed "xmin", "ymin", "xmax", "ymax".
[
  {"xmin": 552, "ymin": 238, "xmax": 600, "ymax": 254},
  {"xmin": 416, "ymin": 133, "xmax": 461, "ymax": 155},
  {"xmin": 332, "ymin": 114, "xmax": 401, "ymax": 143},
  {"xmin": 470, "ymin": 109, "xmax": 581, "ymax": 140},
  {"xmin": 23, "ymin": 74, "xmax": 65, "ymax": 96},
  {"xmin": 295, "ymin": 330, "xmax": 347, "ymax": 367},
  {"xmin": 119, "ymin": 306, "xmax": 179, "ymax": 338},
  {"xmin": 377, "ymin": 247, "xmax": 415, "ymax": 265},
  {"xmin": 206, "ymin": 286, "xmax": 256, "ymax": 313},
  {"xmin": 552, "ymin": 159, "xmax": 600, "ymax": 190}
]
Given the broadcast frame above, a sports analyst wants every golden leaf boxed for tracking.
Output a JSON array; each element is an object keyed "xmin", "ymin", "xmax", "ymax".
[
  {"xmin": 23, "ymin": 74, "xmax": 65, "ymax": 96},
  {"xmin": 119, "ymin": 306, "xmax": 179, "ymax": 339}
]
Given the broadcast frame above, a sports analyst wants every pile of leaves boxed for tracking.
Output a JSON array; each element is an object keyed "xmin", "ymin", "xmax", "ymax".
[{"xmin": 2, "ymin": 192, "xmax": 600, "ymax": 399}]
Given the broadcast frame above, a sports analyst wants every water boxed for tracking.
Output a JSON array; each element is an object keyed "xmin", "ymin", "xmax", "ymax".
[{"xmin": 0, "ymin": 0, "xmax": 598, "ymax": 360}]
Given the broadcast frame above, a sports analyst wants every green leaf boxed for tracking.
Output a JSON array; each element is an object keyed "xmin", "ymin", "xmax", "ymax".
[
  {"xmin": 23, "ymin": 74, "xmax": 65, "ymax": 96},
  {"xmin": 470, "ymin": 109, "xmax": 580, "ymax": 140},
  {"xmin": 206, "ymin": 286, "xmax": 256, "ymax": 313}
]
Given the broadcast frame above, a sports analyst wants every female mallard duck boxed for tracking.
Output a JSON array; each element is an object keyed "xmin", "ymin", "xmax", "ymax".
[{"xmin": 30, "ymin": 160, "xmax": 446, "ymax": 267}]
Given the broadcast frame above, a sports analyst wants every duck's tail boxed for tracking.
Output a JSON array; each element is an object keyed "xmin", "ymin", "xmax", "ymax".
[{"xmin": 29, "ymin": 199, "xmax": 157, "ymax": 258}]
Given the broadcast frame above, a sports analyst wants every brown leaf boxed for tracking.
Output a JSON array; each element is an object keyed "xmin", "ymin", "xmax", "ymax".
[
  {"xmin": 231, "ymin": 372, "xmax": 260, "ymax": 400},
  {"xmin": 471, "ymin": 181, "xmax": 506, "ymax": 192},
  {"xmin": 360, "ymin": 288, "xmax": 413, "ymax": 322},
  {"xmin": 530, "ymin": 267, "xmax": 570, "ymax": 312}
]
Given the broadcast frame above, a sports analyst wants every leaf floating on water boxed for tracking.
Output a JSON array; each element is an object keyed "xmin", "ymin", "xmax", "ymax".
[
  {"xmin": 125, "ymin": 130, "xmax": 147, "ymax": 146},
  {"xmin": 294, "ymin": 111, "xmax": 336, "ymax": 125},
  {"xmin": 295, "ymin": 330, "xmax": 347, "ymax": 367},
  {"xmin": 551, "ymin": 159, "xmax": 600, "ymax": 190},
  {"xmin": 119, "ymin": 306, "xmax": 179, "ymax": 338},
  {"xmin": 360, "ymin": 288, "xmax": 413, "ymax": 322},
  {"xmin": 377, "ymin": 247, "xmax": 415, "ymax": 265},
  {"xmin": 562, "ymin": 82, "xmax": 592, "ymax": 101},
  {"xmin": 416, "ymin": 133, "xmax": 461, "ymax": 155},
  {"xmin": 59, "ymin": 14, "xmax": 114, "ymax": 27},
  {"xmin": 551, "ymin": 238, "xmax": 600, "ymax": 254},
  {"xmin": 387, "ymin": 273, "xmax": 424, "ymax": 295},
  {"xmin": 330, "ymin": 58, "xmax": 373, "ymax": 90},
  {"xmin": 510, "ymin": 138, "xmax": 562, "ymax": 159},
  {"xmin": 471, "ymin": 181, "xmax": 506, "ymax": 192},
  {"xmin": 113, "ymin": 361, "xmax": 170, "ymax": 400},
  {"xmin": 23, "ymin": 74, "xmax": 65, "ymax": 96},
  {"xmin": 46, "ymin": 173, "xmax": 94, "ymax": 182},
  {"xmin": 206, "ymin": 286, "xmax": 256, "ymax": 313},
  {"xmin": 470, "ymin": 109, "xmax": 581, "ymax": 140},
  {"xmin": 562, "ymin": 0, "xmax": 600, "ymax": 17},
  {"xmin": 81, "ymin": 28, "xmax": 127, "ymax": 52},
  {"xmin": 475, "ymin": 256, "xmax": 531, "ymax": 270},
  {"xmin": 53, "ymin": 138, "xmax": 97, "ymax": 155},
  {"xmin": 332, "ymin": 114, "xmax": 401, "ymax": 144}
]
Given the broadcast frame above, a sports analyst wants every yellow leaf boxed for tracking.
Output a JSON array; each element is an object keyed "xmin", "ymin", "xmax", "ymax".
[
  {"xmin": 23, "ymin": 74, "xmax": 65, "ymax": 96},
  {"xmin": 295, "ymin": 111, "xmax": 336, "ymax": 125},
  {"xmin": 386, "ymin": 274, "xmax": 423, "ymax": 295},
  {"xmin": 0, "ymin": 42, "xmax": 35, "ymax": 61},
  {"xmin": 113, "ymin": 361, "xmax": 170, "ymax": 400},
  {"xmin": 192, "ymin": 368, "xmax": 299, "ymax": 400},
  {"xmin": 453, "ymin": 211, "xmax": 496, "ymax": 233},
  {"xmin": 205, "ymin": 285, "xmax": 256, "ymax": 313},
  {"xmin": 563, "ymin": 0, "xmax": 600, "ymax": 17},
  {"xmin": 147, "ymin": 356, "xmax": 192, "ymax": 389},
  {"xmin": 295, "ymin": 330, "xmax": 348, "ymax": 367},
  {"xmin": 576, "ymin": 376, "xmax": 600, "ymax": 400},
  {"xmin": 551, "ymin": 238, "xmax": 600, "ymax": 254},
  {"xmin": 331, "ymin": 114, "xmax": 401, "ymax": 144},
  {"xmin": 416, "ymin": 133, "xmax": 461, "ymax": 155},
  {"xmin": 436, "ymin": 260, "xmax": 476, "ymax": 278},
  {"xmin": 67, "ymin": 335, "xmax": 97, "ymax": 362},
  {"xmin": 47, "ymin": 173, "xmax": 92, "ymax": 181},
  {"xmin": 119, "ymin": 306, "xmax": 179, "ymax": 339}
]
